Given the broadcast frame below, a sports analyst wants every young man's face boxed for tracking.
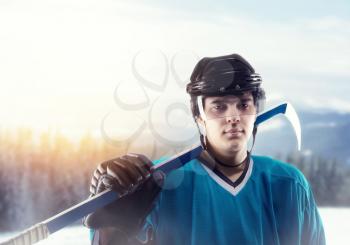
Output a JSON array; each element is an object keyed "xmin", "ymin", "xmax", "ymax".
[{"xmin": 198, "ymin": 92, "xmax": 257, "ymax": 157}]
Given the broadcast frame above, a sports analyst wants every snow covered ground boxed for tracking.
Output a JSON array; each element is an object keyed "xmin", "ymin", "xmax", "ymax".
[
  {"xmin": 318, "ymin": 207, "xmax": 349, "ymax": 244},
  {"xmin": 0, "ymin": 207, "xmax": 348, "ymax": 244},
  {"xmin": 0, "ymin": 225, "xmax": 90, "ymax": 245}
]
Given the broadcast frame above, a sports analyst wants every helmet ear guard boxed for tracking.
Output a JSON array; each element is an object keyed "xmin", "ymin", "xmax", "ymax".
[
  {"xmin": 197, "ymin": 96, "xmax": 207, "ymax": 121},
  {"xmin": 195, "ymin": 118, "xmax": 208, "ymax": 150},
  {"xmin": 192, "ymin": 110, "xmax": 207, "ymax": 149}
]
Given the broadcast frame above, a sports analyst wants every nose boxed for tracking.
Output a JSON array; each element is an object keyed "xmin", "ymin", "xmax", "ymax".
[
  {"xmin": 226, "ymin": 114, "xmax": 240, "ymax": 123},
  {"xmin": 225, "ymin": 105, "xmax": 241, "ymax": 123}
]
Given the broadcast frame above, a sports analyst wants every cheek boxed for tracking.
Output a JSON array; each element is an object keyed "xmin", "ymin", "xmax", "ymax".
[
  {"xmin": 243, "ymin": 117, "xmax": 256, "ymax": 136},
  {"xmin": 205, "ymin": 120, "xmax": 223, "ymax": 139}
]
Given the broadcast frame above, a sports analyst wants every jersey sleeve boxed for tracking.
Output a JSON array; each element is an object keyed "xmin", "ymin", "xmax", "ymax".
[
  {"xmin": 272, "ymin": 165, "xmax": 326, "ymax": 245},
  {"xmin": 300, "ymin": 182, "xmax": 326, "ymax": 245},
  {"xmin": 135, "ymin": 193, "xmax": 160, "ymax": 244},
  {"xmin": 89, "ymin": 207, "xmax": 160, "ymax": 245}
]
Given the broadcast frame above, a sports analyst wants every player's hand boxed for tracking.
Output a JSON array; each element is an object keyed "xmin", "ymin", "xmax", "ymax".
[{"xmin": 84, "ymin": 153, "xmax": 163, "ymax": 236}]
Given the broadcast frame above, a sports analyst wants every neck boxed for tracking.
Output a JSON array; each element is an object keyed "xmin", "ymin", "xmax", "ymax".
[{"xmin": 207, "ymin": 144, "xmax": 248, "ymax": 168}]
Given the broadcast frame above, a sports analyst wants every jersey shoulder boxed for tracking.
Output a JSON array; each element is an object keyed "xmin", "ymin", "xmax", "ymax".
[{"xmin": 251, "ymin": 155, "xmax": 310, "ymax": 191}]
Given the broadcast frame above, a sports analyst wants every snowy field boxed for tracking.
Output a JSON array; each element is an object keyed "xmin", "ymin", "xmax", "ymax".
[{"xmin": 0, "ymin": 207, "xmax": 348, "ymax": 244}]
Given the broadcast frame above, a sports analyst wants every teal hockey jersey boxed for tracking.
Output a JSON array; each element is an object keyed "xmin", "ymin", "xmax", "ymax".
[{"xmin": 137, "ymin": 155, "xmax": 325, "ymax": 245}]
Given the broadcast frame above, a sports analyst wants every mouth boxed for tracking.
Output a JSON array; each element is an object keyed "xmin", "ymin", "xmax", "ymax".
[
  {"xmin": 225, "ymin": 128, "xmax": 244, "ymax": 134},
  {"xmin": 224, "ymin": 128, "xmax": 244, "ymax": 138}
]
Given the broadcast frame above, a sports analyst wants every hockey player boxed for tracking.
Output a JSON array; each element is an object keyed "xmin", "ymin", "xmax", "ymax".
[{"xmin": 84, "ymin": 54, "xmax": 326, "ymax": 245}]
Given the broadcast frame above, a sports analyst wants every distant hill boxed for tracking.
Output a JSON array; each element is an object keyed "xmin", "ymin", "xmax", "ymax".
[{"xmin": 254, "ymin": 110, "xmax": 350, "ymax": 163}]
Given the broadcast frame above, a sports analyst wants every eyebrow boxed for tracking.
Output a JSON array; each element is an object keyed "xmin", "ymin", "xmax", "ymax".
[
  {"xmin": 209, "ymin": 97, "xmax": 253, "ymax": 104},
  {"xmin": 240, "ymin": 98, "xmax": 254, "ymax": 102}
]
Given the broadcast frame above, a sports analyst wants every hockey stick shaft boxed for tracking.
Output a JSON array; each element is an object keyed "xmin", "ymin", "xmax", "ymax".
[{"xmin": 0, "ymin": 102, "xmax": 299, "ymax": 245}]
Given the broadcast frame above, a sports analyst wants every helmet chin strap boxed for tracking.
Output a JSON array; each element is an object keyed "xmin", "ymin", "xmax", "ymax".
[
  {"xmin": 249, "ymin": 126, "xmax": 258, "ymax": 153},
  {"xmin": 213, "ymin": 151, "xmax": 250, "ymax": 168}
]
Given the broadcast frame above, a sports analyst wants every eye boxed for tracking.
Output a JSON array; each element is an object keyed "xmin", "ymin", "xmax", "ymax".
[
  {"xmin": 238, "ymin": 100, "xmax": 254, "ymax": 111},
  {"xmin": 212, "ymin": 104, "xmax": 226, "ymax": 112},
  {"xmin": 239, "ymin": 103, "xmax": 249, "ymax": 110}
]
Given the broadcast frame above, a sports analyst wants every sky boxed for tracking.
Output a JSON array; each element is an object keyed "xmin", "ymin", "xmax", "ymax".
[{"xmin": 0, "ymin": 0, "xmax": 349, "ymax": 142}]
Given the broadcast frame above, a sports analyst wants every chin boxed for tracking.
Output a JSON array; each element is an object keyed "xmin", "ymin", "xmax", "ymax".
[
  {"xmin": 224, "ymin": 137, "xmax": 247, "ymax": 151},
  {"xmin": 222, "ymin": 141, "xmax": 241, "ymax": 153}
]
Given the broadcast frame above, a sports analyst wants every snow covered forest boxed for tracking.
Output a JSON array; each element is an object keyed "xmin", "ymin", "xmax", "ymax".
[
  {"xmin": 0, "ymin": 128, "xmax": 121, "ymax": 231},
  {"xmin": 0, "ymin": 128, "xmax": 349, "ymax": 232}
]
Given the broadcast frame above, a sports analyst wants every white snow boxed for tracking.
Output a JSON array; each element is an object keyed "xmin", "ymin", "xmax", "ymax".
[
  {"xmin": 319, "ymin": 207, "xmax": 350, "ymax": 244},
  {"xmin": 0, "ymin": 208, "xmax": 348, "ymax": 244}
]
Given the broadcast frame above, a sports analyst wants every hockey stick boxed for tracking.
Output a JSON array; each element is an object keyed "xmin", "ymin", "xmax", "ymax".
[
  {"xmin": 0, "ymin": 102, "xmax": 301, "ymax": 245},
  {"xmin": 255, "ymin": 102, "xmax": 301, "ymax": 150}
]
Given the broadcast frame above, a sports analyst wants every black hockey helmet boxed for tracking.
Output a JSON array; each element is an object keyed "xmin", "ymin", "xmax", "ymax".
[{"xmin": 186, "ymin": 53, "xmax": 265, "ymax": 118}]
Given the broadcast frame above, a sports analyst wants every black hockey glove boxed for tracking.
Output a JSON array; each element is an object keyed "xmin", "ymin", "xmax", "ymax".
[{"xmin": 84, "ymin": 153, "xmax": 163, "ymax": 238}]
